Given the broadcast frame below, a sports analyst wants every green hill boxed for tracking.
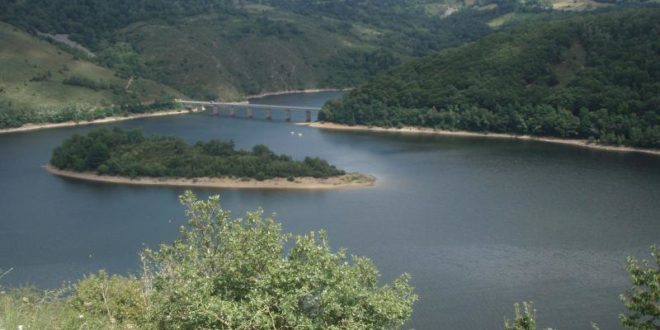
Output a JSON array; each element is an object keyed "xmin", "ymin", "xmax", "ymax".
[
  {"xmin": 319, "ymin": 8, "xmax": 660, "ymax": 148},
  {"xmin": 1, "ymin": 0, "xmax": 593, "ymax": 101},
  {"xmin": 81, "ymin": 1, "xmax": 504, "ymax": 100},
  {"xmin": 0, "ymin": 22, "xmax": 180, "ymax": 129},
  {"xmin": 0, "ymin": 0, "xmax": 646, "ymax": 128}
]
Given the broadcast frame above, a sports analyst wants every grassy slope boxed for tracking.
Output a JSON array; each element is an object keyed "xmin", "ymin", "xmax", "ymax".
[
  {"xmin": 124, "ymin": 6, "xmax": 390, "ymax": 101},
  {"xmin": 0, "ymin": 22, "xmax": 179, "ymax": 114}
]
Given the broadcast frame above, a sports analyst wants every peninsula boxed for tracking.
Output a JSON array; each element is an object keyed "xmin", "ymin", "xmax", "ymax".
[{"xmin": 47, "ymin": 128, "xmax": 374, "ymax": 189}]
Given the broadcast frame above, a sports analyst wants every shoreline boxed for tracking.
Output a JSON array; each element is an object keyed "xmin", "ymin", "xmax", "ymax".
[
  {"xmin": 246, "ymin": 88, "xmax": 350, "ymax": 100},
  {"xmin": 0, "ymin": 88, "xmax": 346, "ymax": 135},
  {"xmin": 0, "ymin": 109, "xmax": 194, "ymax": 135},
  {"xmin": 302, "ymin": 122, "xmax": 660, "ymax": 156},
  {"xmin": 44, "ymin": 165, "xmax": 376, "ymax": 190}
]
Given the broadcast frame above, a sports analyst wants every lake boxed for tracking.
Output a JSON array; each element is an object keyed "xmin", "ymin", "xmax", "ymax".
[{"xmin": 0, "ymin": 91, "xmax": 658, "ymax": 329}]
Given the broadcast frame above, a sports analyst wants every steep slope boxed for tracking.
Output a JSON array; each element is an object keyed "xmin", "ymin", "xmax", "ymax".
[
  {"xmin": 0, "ymin": 0, "xmax": 642, "ymax": 103},
  {"xmin": 0, "ymin": 0, "xmax": 584, "ymax": 101},
  {"xmin": 0, "ymin": 22, "xmax": 180, "ymax": 129},
  {"xmin": 320, "ymin": 8, "xmax": 660, "ymax": 148}
]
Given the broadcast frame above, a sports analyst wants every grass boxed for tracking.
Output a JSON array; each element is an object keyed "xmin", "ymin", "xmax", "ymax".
[
  {"xmin": 0, "ymin": 287, "xmax": 126, "ymax": 330},
  {"xmin": 0, "ymin": 287, "xmax": 69, "ymax": 330},
  {"xmin": 0, "ymin": 21, "xmax": 179, "ymax": 114}
]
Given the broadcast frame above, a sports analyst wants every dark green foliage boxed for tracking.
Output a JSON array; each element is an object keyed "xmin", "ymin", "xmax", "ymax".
[
  {"xmin": 321, "ymin": 49, "xmax": 402, "ymax": 87},
  {"xmin": 267, "ymin": 0, "xmax": 501, "ymax": 57},
  {"xmin": 0, "ymin": 0, "xmax": 237, "ymax": 49},
  {"xmin": 320, "ymin": 9, "xmax": 660, "ymax": 148},
  {"xmin": 0, "ymin": 0, "xmax": 582, "ymax": 101},
  {"xmin": 96, "ymin": 43, "xmax": 147, "ymax": 78},
  {"xmin": 50, "ymin": 128, "xmax": 346, "ymax": 179},
  {"xmin": 0, "ymin": 100, "xmax": 176, "ymax": 129}
]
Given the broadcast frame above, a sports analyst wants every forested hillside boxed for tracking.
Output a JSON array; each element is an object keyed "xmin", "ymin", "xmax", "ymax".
[
  {"xmin": 320, "ymin": 8, "xmax": 660, "ymax": 148},
  {"xmin": 0, "ymin": 0, "xmax": 596, "ymax": 101}
]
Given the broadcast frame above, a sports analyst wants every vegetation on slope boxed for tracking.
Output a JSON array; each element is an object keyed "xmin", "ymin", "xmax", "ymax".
[
  {"xmin": 50, "ymin": 128, "xmax": 346, "ymax": 180},
  {"xmin": 100, "ymin": 1, "xmax": 506, "ymax": 99},
  {"xmin": 320, "ymin": 9, "xmax": 660, "ymax": 148},
  {"xmin": 1, "ymin": 192, "xmax": 418, "ymax": 329},
  {"xmin": 0, "ymin": 22, "xmax": 180, "ymax": 129},
  {"xmin": 0, "ymin": 0, "xmax": 591, "ymax": 101}
]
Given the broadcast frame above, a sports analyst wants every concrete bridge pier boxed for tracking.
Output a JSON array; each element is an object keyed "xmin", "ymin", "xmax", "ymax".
[
  {"xmin": 305, "ymin": 110, "xmax": 312, "ymax": 122},
  {"xmin": 212, "ymin": 105, "xmax": 219, "ymax": 116},
  {"xmin": 285, "ymin": 109, "xmax": 292, "ymax": 122},
  {"xmin": 247, "ymin": 107, "xmax": 253, "ymax": 119},
  {"xmin": 266, "ymin": 109, "xmax": 272, "ymax": 121},
  {"xmin": 229, "ymin": 107, "xmax": 236, "ymax": 118}
]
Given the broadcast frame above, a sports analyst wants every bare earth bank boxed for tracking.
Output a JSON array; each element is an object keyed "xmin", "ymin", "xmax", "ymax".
[
  {"xmin": 45, "ymin": 165, "xmax": 376, "ymax": 190},
  {"xmin": 301, "ymin": 122, "xmax": 660, "ymax": 156},
  {"xmin": 0, "ymin": 109, "xmax": 194, "ymax": 135}
]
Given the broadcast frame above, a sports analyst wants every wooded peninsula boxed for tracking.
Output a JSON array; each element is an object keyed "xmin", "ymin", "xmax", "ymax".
[{"xmin": 48, "ymin": 128, "xmax": 374, "ymax": 189}]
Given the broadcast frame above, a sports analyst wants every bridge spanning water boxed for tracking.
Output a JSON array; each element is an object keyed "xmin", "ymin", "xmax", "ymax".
[{"xmin": 175, "ymin": 99, "xmax": 321, "ymax": 122}]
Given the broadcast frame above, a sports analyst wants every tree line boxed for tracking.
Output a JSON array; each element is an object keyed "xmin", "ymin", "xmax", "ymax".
[
  {"xmin": 50, "ymin": 128, "xmax": 346, "ymax": 180},
  {"xmin": 319, "ymin": 9, "xmax": 660, "ymax": 149},
  {"xmin": 0, "ymin": 100, "xmax": 176, "ymax": 130}
]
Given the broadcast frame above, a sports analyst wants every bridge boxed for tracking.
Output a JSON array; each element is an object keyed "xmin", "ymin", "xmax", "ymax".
[{"xmin": 175, "ymin": 99, "xmax": 322, "ymax": 122}]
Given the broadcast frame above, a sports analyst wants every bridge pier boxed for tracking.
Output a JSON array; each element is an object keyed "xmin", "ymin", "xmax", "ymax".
[
  {"xmin": 212, "ymin": 105, "xmax": 219, "ymax": 116},
  {"xmin": 266, "ymin": 109, "xmax": 272, "ymax": 121},
  {"xmin": 285, "ymin": 109, "xmax": 291, "ymax": 122},
  {"xmin": 229, "ymin": 107, "xmax": 236, "ymax": 117},
  {"xmin": 247, "ymin": 107, "xmax": 253, "ymax": 119},
  {"xmin": 305, "ymin": 110, "xmax": 312, "ymax": 122}
]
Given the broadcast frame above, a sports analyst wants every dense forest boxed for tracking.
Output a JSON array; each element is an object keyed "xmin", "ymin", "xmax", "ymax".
[
  {"xmin": 50, "ymin": 128, "xmax": 346, "ymax": 180},
  {"xmin": 0, "ymin": 0, "xmax": 576, "ymax": 102},
  {"xmin": 319, "ymin": 8, "xmax": 660, "ymax": 148},
  {"xmin": 0, "ymin": 0, "xmax": 238, "ymax": 48}
]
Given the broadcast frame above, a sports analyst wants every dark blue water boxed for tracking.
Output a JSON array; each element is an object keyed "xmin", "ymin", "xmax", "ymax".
[{"xmin": 0, "ymin": 92, "xmax": 658, "ymax": 329}]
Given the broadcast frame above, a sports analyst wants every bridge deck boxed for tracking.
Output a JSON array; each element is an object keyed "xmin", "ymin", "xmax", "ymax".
[{"xmin": 176, "ymin": 99, "xmax": 321, "ymax": 111}]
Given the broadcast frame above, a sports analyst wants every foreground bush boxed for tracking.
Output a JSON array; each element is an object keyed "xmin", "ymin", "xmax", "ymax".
[
  {"xmin": 141, "ymin": 191, "xmax": 417, "ymax": 329},
  {"xmin": 70, "ymin": 271, "xmax": 147, "ymax": 326},
  {"xmin": 17, "ymin": 192, "xmax": 415, "ymax": 329}
]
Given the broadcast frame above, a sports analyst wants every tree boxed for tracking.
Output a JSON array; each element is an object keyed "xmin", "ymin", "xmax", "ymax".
[
  {"xmin": 619, "ymin": 246, "xmax": 660, "ymax": 330},
  {"xmin": 142, "ymin": 191, "xmax": 417, "ymax": 329}
]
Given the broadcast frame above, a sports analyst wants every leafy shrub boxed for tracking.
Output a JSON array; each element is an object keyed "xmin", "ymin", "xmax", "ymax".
[
  {"xmin": 69, "ymin": 270, "xmax": 147, "ymax": 326},
  {"xmin": 142, "ymin": 191, "xmax": 417, "ymax": 329}
]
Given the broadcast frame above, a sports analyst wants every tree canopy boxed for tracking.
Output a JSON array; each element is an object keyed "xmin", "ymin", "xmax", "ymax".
[
  {"xmin": 50, "ymin": 128, "xmax": 346, "ymax": 180},
  {"xmin": 320, "ymin": 8, "xmax": 660, "ymax": 149}
]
